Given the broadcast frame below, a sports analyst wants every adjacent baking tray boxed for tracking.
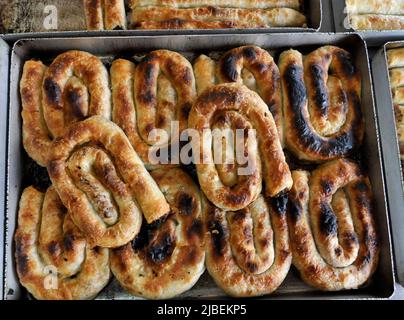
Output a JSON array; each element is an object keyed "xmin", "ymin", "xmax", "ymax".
[
  {"xmin": 0, "ymin": 38, "xmax": 10, "ymax": 301},
  {"xmin": 332, "ymin": 0, "xmax": 404, "ymax": 46},
  {"xmin": 0, "ymin": 0, "xmax": 323, "ymax": 41},
  {"xmin": 372, "ymin": 42, "xmax": 404, "ymax": 286},
  {"xmin": 3, "ymin": 33, "xmax": 395, "ymax": 300}
]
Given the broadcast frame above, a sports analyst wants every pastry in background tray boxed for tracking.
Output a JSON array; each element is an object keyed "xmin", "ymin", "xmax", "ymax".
[
  {"xmin": 20, "ymin": 50, "xmax": 111, "ymax": 167},
  {"xmin": 15, "ymin": 186, "xmax": 110, "ymax": 300},
  {"xmin": 205, "ymin": 194, "xmax": 291, "ymax": 297},
  {"xmin": 346, "ymin": 0, "xmax": 404, "ymax": 30},
  {"xmin": 83, "ymin": 0, "xmax": 126, "ymax": 30},
  {"xmin": 47, "ymin": 116, "xmax": 170, "ymax": 247},
  {"xmin": 288, "ymin": 159, "xmax": 380, "ymax": 291},
  {"xmin": 194, "ymin": 45, "xmax": 283, "ymax": 143},
  {"xmin": 111, "ymin": 168, "xmax": 206, "ymax": 299},
  {"xmin": 279, "ymin": 46, "xmax": 364, "ymax": 162},
  {"xmin": 129, "ymin": 0, "xmax": 307, "ymax": 29},
  {"xmin": 111, "ymin": 50, "xmax": 196, "ymax": 169},
  {"xmin": 387, "ymin": 47, "xmax": 404, "ymax": 176},
  {"xmin": 189, "ymin": 83, "xmax": 292, "ymax": 211}
]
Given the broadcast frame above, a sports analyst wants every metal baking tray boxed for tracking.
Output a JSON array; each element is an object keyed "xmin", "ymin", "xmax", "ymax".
[
  {"xmin": 0, "ymin": 38, "xmax": 10, "ymax": 301},
  {"xmin": 332, "ymin": 0, "xmax": 404, "ymax": 47},
  {"xmin": 3, "ymin": 33, "xmax": 394, "ymax": 300},
  {"xmin": 0, "ymin": 0, "xmax": 323, "ymax": 41},
  {"xmin": 372, "ymin": 42, "xmax": 404, "ymax": 286}
]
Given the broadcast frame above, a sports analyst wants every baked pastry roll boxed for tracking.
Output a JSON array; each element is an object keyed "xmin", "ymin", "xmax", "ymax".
[
  {"xmin": 84, "ymin": 0, "xmax": 126, "ymax": 30},
  {"xmin": 188, "ymin": 83, "xmax": 292, "ymax": 211},
  {"xmin": 279, "ymin": 46, "xmax": 364, "ymax": 162},
  {"xmin": 205, "ymin": 195, "xmax": 291, "ymax": 297},
  {"xmin": 20, "ymin": 51, "xmax": 111, "ymax": 167},
  {"xmin": 350, "ymin": 14, "xmax": 404, "ymax": 30},
  {"xmin": 346, "ymin": 0, "xmax": 404, "ymax": 15},
  {"xmin": 387, "ymin": 47, "xmax": 404, "ymax": 68},
  {"xmin": 288, "ymin": 159, "xmax": 380, "ymax": 291},
  {"xmin": 111, "ymin": 50, "xmax": 196, "ymax": 169},
  {"xmin": 15, "ymin": 186, "xmax": 110, "ymax": 300},
  {"xmin": 130, "ymin": 0, "xmax": 302, "ymax": 10},
  {"xmin": 194, "ymin": 46, "xmax": 283, "ymax": 143},
  {"xmin": 131, "ymin": 7, "xmax": 307, "ymax": 29},
  {"xmin": 111, "ymin": 168, "xmax": 206, "ymax": 299},
  {"xmin": 47, "ymin": 116, "xmax": 170, "ymax": 247}
]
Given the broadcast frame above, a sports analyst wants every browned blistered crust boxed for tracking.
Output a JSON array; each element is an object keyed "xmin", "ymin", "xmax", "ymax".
[
  {"xmin": 15, "ymin": 186, "xmax": 110, "ymax": 300},
  {"xmin": 189, "ymin": 83, "xmax": 292, "ymax": 211},
  {"xmin": 287, "ymin": 159, "xmax": 380, "ymax": 291},
  {"xmin": 111, "ymin": 50, "xmax": 196, "ymax": 169},
  {"xmin": 205, "ymin": 195, "xmax": 291, "ymax": 297},
  {"xmin": 110, "ymin": 168, "xmax": 206, "ymax": 299},
  {"xmin": 47, "ymin": 116, "xmax": 170, "ymax": 245},
  {"xmin": 279, "ymin": 46, "xmax": 364, "ymax": 162},
  {"xmin": 84, "ymin": 0, "xmax": 126, "ymax": 30}
]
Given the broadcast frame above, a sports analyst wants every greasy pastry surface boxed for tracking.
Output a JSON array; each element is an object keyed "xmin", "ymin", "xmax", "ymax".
[
  {"xmin": 194, "ymin": 46, "xmax": 283, "ymax": 143},
  {"xmin": 205, "ymin": 195, "xmax": 291, "ymax": 297},
  {"xmin": 111, "ymin": 168, "xmax": 206, "ymax": 299},
  {"xmin": 84, "ymin": 0, "xmax": 126, "ymax": 30},
  {"xmin": 130, "ymin": 0, "xmax": 302, "ymax": 9},
  {"xmin": 47, "ymin": 116, "xmax": 170, "ymax": 246},
  {"xmin": 15, "ymin": 186, "xmax": 110, "ymax": 300},
  {"xmin": 287, "ymin": 159, "xmax": 380, "ymax": 291},
  {"xmin": 279, "ymin": 46, "xmax": 364, "ymax": 162},
  {"xmin": 131, "ymin": 7, "xmax": 307, "ymax": 29},
  {"xmin": 188, "ymin": 83, "xmax": 292, "ymax": 211},
  {"xmin": 20, "ymin": 51, "xmax": 111, "ymax": 167},
  {"xmin": 111, "ymin": 50, "xmax": 196, "ymax": 169}
]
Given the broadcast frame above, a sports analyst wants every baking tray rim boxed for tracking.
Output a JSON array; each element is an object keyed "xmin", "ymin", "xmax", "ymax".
[{"xmin": 3, "ymin": 32, "xmax": 395, "ymax": 300}]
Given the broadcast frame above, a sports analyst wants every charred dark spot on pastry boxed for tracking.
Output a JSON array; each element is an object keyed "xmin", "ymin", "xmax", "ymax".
[
  {"xmin": 337, "ymin": 51, "xmax": 356, "ymax": 77},
  {"xmin": 260, "ymin": 238, "xmax": 270, "ymax": 248},
  {"xmin": 221, "ymin": 54, "xmax": 239, "ymax": 82},
  {"xmin": 145, "ymin": 123, "xmax": 154, "ymax": 135},
  {"xmin": 63, "ymin": 233, "xmax": 75, "ymax": 251},
  {"xmin": 201, "ymin": 87, "xmax": 238, "ymax": 106},
  {"xmin": 255, "ymin": 63, "xmax": 267, "ymax": 74},
  {"xmin": 319, "ymin": 203, "xmax": 338, "ymax": 235},
  {"xmin": 245, "ymin": 262, "xmax": 258, "ymax": 274},
  {"xmin": 230, "ymin": 210, "xmax": 247, "ymax": 222},
  {"xmin": 242, "ymin": 47, "xmax": 257, "ymax": 60},
  {"xmin": 225, "ymin": 192, "xmax": 247, "ymax": 207},
  {"xmin": 15, "ymin": 238, "xmax": 29, "ymax": 276},
  {"xmin": 334, "ymin": 247, "xmax": 342, "ymax": 257},
  {"xmin": 343, "ymin": 232, "xmax": 359, "ymax": 247},
  {"xmin": 187, "ymin": 219, "xmax": 203, "ymax": 239},
  {"xmin": 310, "ymin": 64, "xmax": 329, "ymax": 116},
  {"xmin": 44, "ymin": 78, "xmax": 62, "ymax": 107},
  {"xmin": 177, "ymin": 193, "xmax": 195, "ymax": 216},
  {"xmin": 356, "ymin": 194, "xmax": 371, "ymax": 213},
  {"xmin": 365, "ymin": 232, "xmax": 379, "ymax": 249},
  {"xmin": 24, "ymin": 157, "xmax": 51, "ymax": 191},
  {"xmin": 209, "ymin": 219, "xmax": 226, "ymax": 257},
  {"xmin": 182, "ymin": 68, "xmax": 193, "ymax": 85},
  {"xmin": 148, "ymin": 233, "xmax": 174, "ymax": 264},
  {"xmin": 269, "ymin": 194, "xmax": 288, "ymax": 216},
  {"xmin": 93, "ymin": 246, "xmax": 100, "ymax": 255},
  {"xmin": 354, "ymin": 180, "xmax": 369, "ymax": 193},
  {"xmin": 321, "ymin": 179, "xmax": 333, "ymax": 195},
  {"xmin": 181, "ymin": 102, "xmax": 192, "ymax": 119},
  {"xmin": 47, "ymin": 241, "xmax": 59, "ymax": 255},
  {"xmin": 288, "ymin": 200, "xmax": 302, "ymax": 222},
  {"xmin": 66, "ymin": 89, "xmax": 87, "ymax": 118}
]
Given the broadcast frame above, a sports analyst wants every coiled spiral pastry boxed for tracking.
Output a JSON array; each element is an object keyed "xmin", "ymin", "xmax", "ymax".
[
  {"xmin": 47, "ymin": 116, "xmax": 170, "ymax": 247},
  {"xmin": 287, "ymin": 159, "xmax": 379, "ymax": 290},
  {"xmin": 194, "ymin": 46, "xmax": 283, "ymax": 142},
  {"xmin": 84, "ymin": 0, "xmax": 126, "ymax": 30},
  {"xmin": 279, "ymin": 46, "xmax": 364, "ymax": 162},
  {"xmin": 205, "ymin": 195, "xmax": 291, "ymax": 297},
  {"xmin": 111, "ymin": 168, "xmax": 206, "ymax": 299},
  {"xmin": 188, "ymin": 83, "xmax": 292, "ymax": 211},
  {"xmin": 111, "ymin": 50, "xmax": 196, "ymax": 168},
  {"xmin": 20, "ymin": 51, "xmax": 111, "ymax": 167},
  {"xmin": 15, "ymin": 186, "xmax": 110, "ymax": 300}
]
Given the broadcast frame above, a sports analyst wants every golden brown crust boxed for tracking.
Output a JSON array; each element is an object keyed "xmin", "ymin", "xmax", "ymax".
[
  {"xmin": 20, "ymin": 51, "xmax": 111, "ymax": 167},
  {"xmin": 130, "ymin": 0, "xmax": 303, "ymax": 10},
  {"xmin": 188, "ymin": 83, "xmax": 292, "ymax": 211},
  {"xmin": 279, "ymin": 46, "xmax": 364, "ymax": 162},
  {"xmin": 84, "ymin": 0, "xmax": 126, "ymax": 30},
  {"xmin": 15, "ymin": 186, "xmax": 110, "ymax": 300},
  {"xmin": 111, "ymin": 50, "xmax": 196, "ymax": 169},
  {"xmin": 350, "ymin": 14, "xmax": 404, "ymax": 30},
  {"xmin": 111, "ymin": 168, "xmax": 206, "ymax": 299},
  {"xmin": 205, "ymin": 195, "xmax": 291, "ymax": 297},
  {"xmin": 287, "ymin": 159, "xmax": 380, "ymax": 291},
  {"xmin": 47, "ymin": 116, "xmax": 170, "ymax": 245},
  {"xmin": 131, "ymin": 7, "xmax": 307, "ymax": 29},
  {"xmin": 387, "ymin": 48, "xmax": 404, "ymax": 68}
]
